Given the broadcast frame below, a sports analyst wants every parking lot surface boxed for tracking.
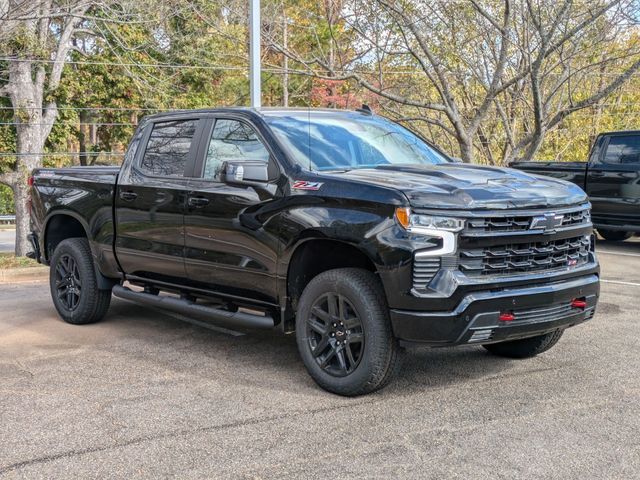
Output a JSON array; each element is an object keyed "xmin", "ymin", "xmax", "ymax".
[{"xmin": 1, "ymin": 239, "xmax": 639, "ymax": 478}]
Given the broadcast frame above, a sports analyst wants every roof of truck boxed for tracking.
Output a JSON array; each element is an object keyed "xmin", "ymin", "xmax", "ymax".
[
  {"xmin": 143, "ymin": 107, "xmax": 374, "ymax": 121},
  {"xmin": 598, "ymin": 130, "xmax": 640, "ymax": 136}
]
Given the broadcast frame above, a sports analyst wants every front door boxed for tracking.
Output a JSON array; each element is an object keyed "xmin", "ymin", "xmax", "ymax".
[
  {"xmin": 587, "ymin": 133, "xmax": 640, "ymax": 228},
  {"xmin": 183, "ymin": 117, "xmax": 280, "ymax": 305},
  {"xmin": 115, "ymin": 117, "xmax": 203, "ymax": 283}
]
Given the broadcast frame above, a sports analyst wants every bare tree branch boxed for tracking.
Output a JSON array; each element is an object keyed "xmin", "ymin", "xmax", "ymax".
[{"xmin": 0, "ymin": 172, "xmax": 16, "ymax": 187}]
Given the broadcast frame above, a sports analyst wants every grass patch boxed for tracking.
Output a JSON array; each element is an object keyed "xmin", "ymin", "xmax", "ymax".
[{"xmin": 0, "ymin": 253, "xmax": 39, "ymax": 269}]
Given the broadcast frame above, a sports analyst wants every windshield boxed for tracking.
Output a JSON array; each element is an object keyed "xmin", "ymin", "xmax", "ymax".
[{"xmin": 263, "ymin": 111, "xmax": 450, "ymax": 171}]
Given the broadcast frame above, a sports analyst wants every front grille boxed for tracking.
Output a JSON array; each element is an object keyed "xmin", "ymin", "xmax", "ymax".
[
  {"xmin": 465, "ymin": 205, "xmax": 590, "ymax": 236},
  {"xmin": 413, "ymin": 257, "xmax": 441, "ymax": 290},
  {"xmin": 511, "ymin": 300, "xmax": 595, "ymax": 324},
  {"xmin": 467, "ymin": 215, "xmax": 531, "ymax": 233},
  {"xmin": 460, "ymin": 235, "xmax": 591, "ymax": 277},
  {"xmin": 561, "ymin": 208, "xmax": 591, "ymax": 227},
  {"xmin": 513, "ymin": 303, "xmax": 575, "ymax": 323}
]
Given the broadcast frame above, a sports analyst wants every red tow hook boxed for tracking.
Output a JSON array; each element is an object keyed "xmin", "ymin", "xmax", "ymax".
[
  {"xmin": 499, "ymin": 312, "xmax": 515, "ymax": 322},
  {"xmin": 571, "ymin": 298, "xmax": 587, "ymax": 310}
]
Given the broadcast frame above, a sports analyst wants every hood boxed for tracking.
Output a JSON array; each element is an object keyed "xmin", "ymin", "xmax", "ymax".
[{"xmin": 325, "ymin": 163, "xmax": 587, "ymax": 210}]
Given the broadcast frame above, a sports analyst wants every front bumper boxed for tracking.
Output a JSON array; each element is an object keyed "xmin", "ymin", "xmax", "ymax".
[{"xmin": 390, "ymin": 274, "xmax": 599, "ymax": 345}]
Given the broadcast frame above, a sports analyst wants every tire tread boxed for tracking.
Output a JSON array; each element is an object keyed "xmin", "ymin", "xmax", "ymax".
[
  {"xmin": 50, "ymin": 238, "xmax": 111, "ymax": 325},
  {"xmin": 296, "ymin": 268, "xmax": 400, "ymax": 396}
]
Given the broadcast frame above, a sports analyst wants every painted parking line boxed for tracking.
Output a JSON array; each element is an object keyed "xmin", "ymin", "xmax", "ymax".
[
  {"xmin": 597, "ymin": 250, "xmax": 640, "ymax": 258},
  {"xmin": 601, "ymin": 279, "xmax": 640, "ymax": 287}
]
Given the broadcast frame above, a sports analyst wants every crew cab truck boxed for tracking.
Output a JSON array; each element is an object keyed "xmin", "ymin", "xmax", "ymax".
[
  {"xmin": 511, "ymin": 130, "xmax": 640, "ymax": 241},
  {"xmin": 28, "ymin": 108, "xmax": 600, "ymax": 396}
]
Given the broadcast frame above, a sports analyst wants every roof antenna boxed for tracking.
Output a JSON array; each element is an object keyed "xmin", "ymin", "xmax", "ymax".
[{"xmin": 356, "ymin": 104, "xmax": 373, "ymax": 115}]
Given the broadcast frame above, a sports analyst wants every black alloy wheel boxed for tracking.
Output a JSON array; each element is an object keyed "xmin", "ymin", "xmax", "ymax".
[
  {"xmin": 296, "ymin": 268, "xmax": 401, "ymax": 396},
  {"xmin": 306, "ymin": 292, "xmax": 365, "ymax": 377},
  {"xmin": 54, "ymin": 254, "xmax": 82, "ymax": 311},
  {"xmin": 49, "ymin": 238, "xmax": 112, "ymax": 324}
]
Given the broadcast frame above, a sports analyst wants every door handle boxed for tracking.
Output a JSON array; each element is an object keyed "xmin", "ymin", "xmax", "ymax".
[
  {"xmin": 188, "ymin": 196, "xmax": 210, "ymax": 208},
  {"xmin": 119, "ymin": 190, "xmax": 138, "ymax": 201},
  {"xmin": 590, "ymin": 171, "xmax": 606, "ymax": 178}
]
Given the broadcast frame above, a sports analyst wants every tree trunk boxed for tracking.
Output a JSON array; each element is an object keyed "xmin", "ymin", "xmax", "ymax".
[
  {"xmin": 5, "ymin": 58, "xmax": 49, "ymax": 256},
  {"xmin": 79, "ymin": 116, "xmax": 89, "ymax": 166},
  {"xmin": 12, "ymin": 181, "xmax": 31, "ymax": 256},
  {"xmin": 12, "ymin": 127, "xmax": 45, "ymax": 256},
  {"xmin": 458, "ymin": 137, "xmax": 474, "ymax": 163},
  {"xmin": 521, "ymin": 132, "xmax": 545, "ymax": 162}
]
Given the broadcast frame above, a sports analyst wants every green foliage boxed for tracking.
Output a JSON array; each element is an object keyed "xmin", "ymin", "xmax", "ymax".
[
  {"xmin": 0, "ymin": 184, "xmax": 13, "ymax": 215},
  {"xmin": 1, "ymin": 0, "xmax": 639, "ymax": 174}
]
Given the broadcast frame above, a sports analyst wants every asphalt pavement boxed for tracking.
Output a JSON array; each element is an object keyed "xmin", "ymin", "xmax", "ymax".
[
  {"xmin": 1, "ymin": 238, "xmax": 639, "ymax": 478},
  {"xmin": 0, "ymin": 228, "xmax": 15, "ymax": 253}
]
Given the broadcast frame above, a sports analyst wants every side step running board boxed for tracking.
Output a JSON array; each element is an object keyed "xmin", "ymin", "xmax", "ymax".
[{"xmin": 112, "ymin": 285, "xmax": 274, "ymax": 330}]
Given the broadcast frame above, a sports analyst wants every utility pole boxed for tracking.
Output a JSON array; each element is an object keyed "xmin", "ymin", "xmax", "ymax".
[
  {"xmin": 282, "ymin": 12, "xmax": 288, "ymax": 107},
  {"xmin": 249, "ymin": 0, "xmax": 261, "ymax": 108}
]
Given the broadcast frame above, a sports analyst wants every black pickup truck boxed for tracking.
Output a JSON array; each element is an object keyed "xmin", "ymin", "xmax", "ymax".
[
  {"xmin": 511, "ymin": 130, "xmax": 640, "ymax": 241},
  {"xmin": 28, "ymin": 108, "xmax": 599, "ymax": 395}
]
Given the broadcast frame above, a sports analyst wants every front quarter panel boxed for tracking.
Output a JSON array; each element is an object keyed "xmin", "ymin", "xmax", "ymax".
[{"xmin": 274, "ymin": 175, "xmax": 412, "ymax": 303}]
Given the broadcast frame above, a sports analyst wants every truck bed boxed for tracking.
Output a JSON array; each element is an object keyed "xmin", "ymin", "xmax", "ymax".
[
  {"xmin": 509, "ymin": 161, "xmax": 587, "ymax": 189},
  {"xmin": 30, "ymin": 165, "xmax": 121, "ymax": 277}
]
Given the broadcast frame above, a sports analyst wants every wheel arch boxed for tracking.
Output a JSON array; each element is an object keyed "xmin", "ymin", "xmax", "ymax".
[
  {"xmin": 42, "ymin": 212, "xmax": 117, "ymax": 290},
  {"xmin": 285, "ymin": 238, "xmax": 378, "ymax": 311},
  {"xmin": 43, "ymin": 211, "xmax": 91, "ymax": 262}
]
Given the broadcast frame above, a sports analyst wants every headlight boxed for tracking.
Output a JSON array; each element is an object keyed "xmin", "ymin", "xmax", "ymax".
[{"xmin": 395, "ymin": 207, "xmax": 465, "ymax": 232}]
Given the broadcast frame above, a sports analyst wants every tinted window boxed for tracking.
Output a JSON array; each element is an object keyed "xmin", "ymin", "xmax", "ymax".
[
  {"xmin": 203, "ymin": 119, "xmax": 269, "ymax": 180},
  {"xmin": 603, "ymin": 135, "xmax": 640, "ymax": 165},
  {"xmin": 140, "ymin": 119, "xmax": 198, "ymax": 176}
]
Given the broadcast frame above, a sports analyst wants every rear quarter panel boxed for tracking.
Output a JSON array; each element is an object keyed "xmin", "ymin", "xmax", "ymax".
[{"xmin": 31, "ymin": 167, "xmax": 120, "ymax": 277}]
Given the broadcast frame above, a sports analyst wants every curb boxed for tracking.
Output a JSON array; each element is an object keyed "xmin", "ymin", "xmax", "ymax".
[{"xmin": 0, "ymin": 266, "xmax": 49, "ymax": 283}]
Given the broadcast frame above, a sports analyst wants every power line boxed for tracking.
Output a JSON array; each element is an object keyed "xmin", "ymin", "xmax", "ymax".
[
  {"xmin": 2, "ymin": 56, "xmax": 640, "ymax": 78},
  {"xmin": 0, "ymin": 57, "xmax": 250, "ymax": 71},
  {"xmin": 0, "ymin": 152, "xmax": 125, "ymax": 157},
  {"xmin": 0, "ymin": 106, "xmax": 158, "ymax": 111},
  {"xmin": 0, "ymin": 122, "xmax": 137, "ymax": 126}
]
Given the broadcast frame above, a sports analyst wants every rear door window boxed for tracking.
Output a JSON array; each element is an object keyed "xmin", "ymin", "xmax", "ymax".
[
  {"xmin": 603, "ymin": 135, "xmax": 640, "ymax": 165},
  {"xmin": 140, "ymin": 119, "xmax": 199, "ymax": 176}
]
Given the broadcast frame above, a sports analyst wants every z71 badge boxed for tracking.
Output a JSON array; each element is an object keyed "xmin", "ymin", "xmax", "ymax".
[{"xmin": 292, "ymin": 180, "xmax": 323, "ymax": 191}]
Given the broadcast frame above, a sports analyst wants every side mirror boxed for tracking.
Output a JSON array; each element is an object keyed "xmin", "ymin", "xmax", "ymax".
[{"xmin": 222, "ymin": 160, "xmax": 269, "ymax": 184}]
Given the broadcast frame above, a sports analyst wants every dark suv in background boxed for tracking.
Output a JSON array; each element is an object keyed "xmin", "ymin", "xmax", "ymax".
[{"xmin": 511, "ymin": 130, "xmax": 640, "ymax": 241}]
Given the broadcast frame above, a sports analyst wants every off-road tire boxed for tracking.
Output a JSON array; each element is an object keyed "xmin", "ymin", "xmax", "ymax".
[
  {"xmin": 50, "ymin": 238, "xmax": 111, "ymax": 325},
  {"xmin": 483, "ymin": 329, "xmax": 564, "ymax": 359},
  {"xmin": 598, "ymin": 229, "xmax": 632, "ymax": 242},
  {"xmin": 296, "ymin": 268, "xmax": 401, "ymax": 396}
]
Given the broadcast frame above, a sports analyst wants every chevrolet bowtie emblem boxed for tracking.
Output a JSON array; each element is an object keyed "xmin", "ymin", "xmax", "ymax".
[{"xmin": 530, "ymin": 213, "xmax": 564, "ymax": 232}]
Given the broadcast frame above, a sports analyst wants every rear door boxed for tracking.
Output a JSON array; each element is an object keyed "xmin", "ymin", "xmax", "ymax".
[
  {"xmin": 115, "ymin": 117, "xmax": 205, "ymax": 283},
  {"xmin": 182, "ymin": 116, "xmax": 281, "ymax": 305},
  {"xmin": 586, "ymin": 133, "xmax": 640, "ymax": 228}
]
